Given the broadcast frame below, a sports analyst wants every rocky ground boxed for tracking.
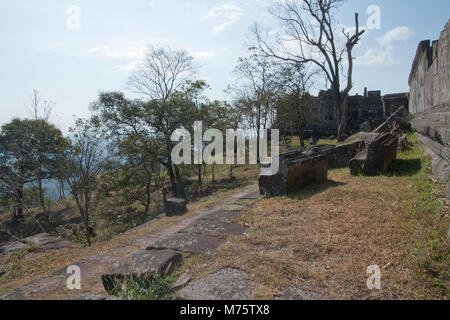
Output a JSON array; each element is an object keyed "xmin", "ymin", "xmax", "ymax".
[{"xmin": 1, "ymin": 184, "xmax": 263, "ymax": 300}]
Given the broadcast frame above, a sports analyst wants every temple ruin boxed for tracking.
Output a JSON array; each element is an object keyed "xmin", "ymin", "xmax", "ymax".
[{"xmin": 409, "ymin": 20, "xmax": 450, "ymax": 198}]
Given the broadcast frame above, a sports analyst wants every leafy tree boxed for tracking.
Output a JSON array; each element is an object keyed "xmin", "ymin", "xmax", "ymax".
[
  {"xmin": 0, "ymin": 119, "xmax": 67, "ymax": 218},
  {"xmin": 274, "ymin": 63, "xmax": 316, "ymax": 147},
  {"xmin": 102, "ymin": 134, "xmax": 163, "ymax": 221},
  {"xmin": 91, "ymin": 80, "xmax": 207, "ymax": 199}
]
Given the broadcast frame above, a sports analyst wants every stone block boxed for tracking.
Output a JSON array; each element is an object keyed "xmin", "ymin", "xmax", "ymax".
[
  {"xmin": 350, "ymin": 133, "xmax": 398, "ymax": 176},
  {"xmin": 101, "ymin": 249, "xmax": 182, "ymax": 292},
  {"xmin": 259, "ymin": 149, "xmax": 328, "ymax": 198},
  {"xmin": 165, "ymin": 198, "xmax": 188, "ymax": 216}
]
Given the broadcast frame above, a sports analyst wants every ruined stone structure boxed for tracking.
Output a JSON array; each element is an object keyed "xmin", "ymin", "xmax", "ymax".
[
  {"xmin": 382, "ymin": 93, "xmax": 410, "ymax": 117},
  {"xmin": 258, "ymin": 142, "xmax": 365, "ymax": 197},
  {"xmin": 312, "ymin": 88, "xmax": 385, "ymax": 136},
  {"xmin": 259, "ymin": 150, "xmax": 328, "ymax": 197},
  {"xmin": 409, "ymin": 20, "xmax": 450, "ymax": 198},
  {"xmin": 349, "ymin": 133, "xmax": 399, "ymax": 176}
]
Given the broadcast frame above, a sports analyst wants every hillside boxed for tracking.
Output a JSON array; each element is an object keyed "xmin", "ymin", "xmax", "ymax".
[{"xmin": 1, "ymin": 134, "xmax": 448, "ymax": 300}]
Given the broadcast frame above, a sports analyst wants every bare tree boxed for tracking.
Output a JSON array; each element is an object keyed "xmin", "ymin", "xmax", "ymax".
[
  {"xmin": 127, "ymin": 46, "xmax": 196, "ymax": 102},
  {"xmin": 126, "ymin": 47, "xmax": 198, "ymax": 198},
  {"xmin": 253, "ymin": 0, "xmax": 365, "ymax": 140},
  {"xmin": 230, "ymin": 51, "xmax": 280, "ymax": 162}
]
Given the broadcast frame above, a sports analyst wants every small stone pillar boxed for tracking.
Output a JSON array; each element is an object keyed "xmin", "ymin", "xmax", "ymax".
[{"xmin": 165, "ymin": 198, "xmax": 188, "ymax": 216}]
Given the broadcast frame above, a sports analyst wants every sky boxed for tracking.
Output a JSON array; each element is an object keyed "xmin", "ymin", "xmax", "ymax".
[{"xmin": 1, "ymin": 0, "xmax": 449, "ymax": 132}]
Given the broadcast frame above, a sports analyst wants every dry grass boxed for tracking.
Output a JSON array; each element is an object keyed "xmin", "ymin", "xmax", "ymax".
[{"xmin": 181, "ymin": 135, "xmax": 449, "ymax": 300}]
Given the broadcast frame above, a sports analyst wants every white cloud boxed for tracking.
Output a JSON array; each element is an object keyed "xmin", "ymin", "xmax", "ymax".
[
  {"xmin": 115, "ymin": 60, "xmax": 140, "ymax": 72},
  {"xmin": 356, "ymin": 48, "xmax": 397, "ymax": 66},
  {"xmin": 203, "ymin": 3, "xmax": 244, "ymax": 33},
  {"xmin": 377, "ymin": 26, "xmax": 414, "ymax": 46},
  {"xmin": 85, "ymin": 47, "xmax": 147, "ymax": 59},
  {"xmin": 192, "ymin": 51, "xmax": 217, "ymax": 59},
  {"xmin": 38, "ymin": 42, "xmax": 65, "ymax": 51},
  {"xmin": 213, "ymin": 21, "xmax": 236, "ymax": 33},
  {"xmin": 148, "ymin": 1, "xmax": 157, "ymax": 9}
]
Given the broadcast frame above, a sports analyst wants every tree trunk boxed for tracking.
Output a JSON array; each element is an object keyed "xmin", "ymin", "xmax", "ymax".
[
  {"xmin": 197, "ymin": 164, "xmax": 203, "ymax": 196},
  {"xmin": 174, "ymin": 165, "xmax": 185, "ymax": 199},
  {"xmin": 144, "ymin": 177, "xmax": 152, "ymax": 221},
  {"xmin": 38, "ymin": 176, "xmax": 48, "ymax": 221},
  {"xmin": 337, "ymin": 96, "xmax": 348, "ymax": 140},
  {"xmin": 17, "ymin": 186, "xmax": 24, "ymax": 217},
  {"xmin": 212, "ymin": 163, "xmax": 215, "ymax": 183},
  {"xmin": 84, "ymin": 186, "xmax": 91, "ymax": 247},
  {"xmin": 165, "ymin": 162, "xmax": 177, "ymax": 196}
]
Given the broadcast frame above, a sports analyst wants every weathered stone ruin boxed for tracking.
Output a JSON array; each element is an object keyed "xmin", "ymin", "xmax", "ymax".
[
  {"xmin": 164, "ymin": 198, "xmax": 188, "ymax": 216},
  {"xmin": 258, "ymin": 141, "xmax": 365, "ymax": 197},
  {"xmin": 382, "ymin": 93, "xmax": 410, "ymax": 118},
  {"xmin": 101, "ymin": 249, "xmax": 182, "ymax": 292},
  {"xmin": 259, "ymin": 149, "xmax": 328, "ymax": 197},
  {"xmin": 313, "ymin": 88, "xmax": 385, "ymax": 136},
  {"xmin": 349, "ymin": 133, "xmax": 399, "ymax": 176},
  {"xmin": 409, "ymin": 20, "xmax": 450, "ymax": 198},
  {"xmin": 373, "ymin": 107, "xmax": 411, "ymax": 134},
  {"xmin": 277, "ymin": 88, "xmax": 412, "ymax": 139}
]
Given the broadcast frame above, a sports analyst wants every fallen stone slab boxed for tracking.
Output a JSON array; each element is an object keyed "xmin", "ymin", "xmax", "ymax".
[
  {"xmin": 66, "ymin": 293, "xmax": 123, "ymax": 300},
  {"xmin": 360, "ymin": 118, "xmax": 387, "ymax": 133},
  {"xmin": 179, "ymin": 219, "xmax": 247, "ymax": 236},
  {"xmin": 165, "ymin": 198, "xmax": 188, "ymax": 216},
  {"xmin": 274, "ymin": 286, "xmax": 324, "ymax": 300},
  {"xmin": 321, "ymin": 142, "xmax": 365, "ymax": 168},
  {"xmin": 1, "ymin": 275, "xmax": 66, "ymax": 300},
  {"xmin": 102, "ymin": 249, "xmax": 182, "ymax": 292},
  {"xmin": 358, "ymin": 132, "xmax": 382, "ymax": 145},
  {"xmin": 0, "ymin": 241, "xmax": 28, "ymax": 257},
  {"xmin": 146, "ymin": 233, "xmax": 226, "ymax": 254},
  {"xmin": 259, "ymin": 149, "xmax": 328, "ymax": 197},
  {"xmin": 0, "ymin": 233, "xmax": 71, "ymax": 258},
  {"xmin": 350, "ymin": 133, "xmax": 399, "ymax": 176},
  {"xmin": 374, "ymin": 106, "xmax": 408, "ymax": 133},
  {"xmin": 178, "ymin": 268, "xmax": 252, "ymax": 300}
]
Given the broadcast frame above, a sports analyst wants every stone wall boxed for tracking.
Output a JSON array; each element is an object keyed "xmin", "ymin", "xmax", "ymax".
[
  {"xmin": 409, "ymin": 20, "xmax": 450, "ymax": 198},
  {"xmin": 382, "ymin": 93, "xmax": 409, "ymax": 117},
  {"xmin": 313, "ymin": 88, "xmax": 384, "ymax": 136}
]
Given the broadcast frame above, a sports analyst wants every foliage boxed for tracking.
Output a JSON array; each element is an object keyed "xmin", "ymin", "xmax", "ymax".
[
  {"xmin": 107, "ymin": 274, "xmax": 177, "ymax": 300},
  {"xmin": 62, "ymin": 118, "xmax": 109, "ymax": 246},
  {"xmin": 0, "ymin": 118, "xmax": 68, "ymax": 217}
]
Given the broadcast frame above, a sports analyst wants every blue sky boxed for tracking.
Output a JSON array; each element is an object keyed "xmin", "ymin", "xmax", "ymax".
[{"xmin": 1, "ymin": 0, "xmax": 449, "ymax": 132}]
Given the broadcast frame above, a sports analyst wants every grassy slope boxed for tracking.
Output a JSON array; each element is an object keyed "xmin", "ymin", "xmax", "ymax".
[
  {"xmin": 180, "ymin": 134, "xmax": 449, "ymax": 300},
  {"xmin": 0, "ymin": 164, "xmax": 259, "ymax": 295}
]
